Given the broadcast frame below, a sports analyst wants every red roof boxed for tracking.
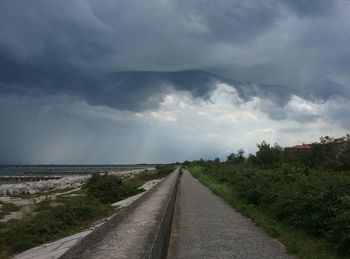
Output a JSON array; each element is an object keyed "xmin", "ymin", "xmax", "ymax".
[{"xmin": 290, "ymin": 144, "xmax": 311, "ymax": 149}]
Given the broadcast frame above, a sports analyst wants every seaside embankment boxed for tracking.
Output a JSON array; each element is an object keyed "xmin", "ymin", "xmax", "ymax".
[{"xmin": 59, "ymin": 167, "xmax": 180, "ymax": 259}]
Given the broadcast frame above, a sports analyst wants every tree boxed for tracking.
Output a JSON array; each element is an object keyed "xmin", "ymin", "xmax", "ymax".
[
  {"xmin": 309, "ymin": 134, "xmax": 350, "ymax": 170},
  {"xmin": 255, "ymin": 141, "xmax": 283, "ymax": 168},
  {"xmin": 247, "ymin": 153, "xmax": 256, "ymax": 164},
  {"xmin": 227, "ymin": 149, "xmax": 246, "ymax": 164},
  {"xmin": 227, "ymin": 153, "xmax": 236, "ymax": 163},
  {"xmin": 236, "ymin": 149, "xmax": 246, "ymax": 164}
]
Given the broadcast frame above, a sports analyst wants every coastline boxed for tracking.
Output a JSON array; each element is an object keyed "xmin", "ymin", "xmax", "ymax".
[{"xmin": 0, "ymin": 169, "xmax": 151, "ymax": 196}]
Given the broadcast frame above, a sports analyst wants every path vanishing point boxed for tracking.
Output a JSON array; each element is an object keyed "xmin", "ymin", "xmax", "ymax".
[{"xmin": 58, "ymin": 168, "xmax": 294, "ymax": 259}]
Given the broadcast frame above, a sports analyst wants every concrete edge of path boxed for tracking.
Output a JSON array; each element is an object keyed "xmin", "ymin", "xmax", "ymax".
[
  {"xmin": 59, "ymin": 167, "xmax": 181, "ymax": 259},
  {"xmin": 149, "ymin": 168, "xmax": 181, "ymax": 259}
]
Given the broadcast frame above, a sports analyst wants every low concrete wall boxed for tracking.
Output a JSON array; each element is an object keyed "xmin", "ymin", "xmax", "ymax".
[
  {"xmin": 150, "ymin": 168, "xmax": 180, "ymax": 259},
  {"xmin": 59, "ymin": 168, "xmax": 180, "ymax": 259}
]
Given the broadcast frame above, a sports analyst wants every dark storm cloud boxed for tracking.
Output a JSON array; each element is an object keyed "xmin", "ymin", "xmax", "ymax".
[
  {"xmin": 174, "ymin": 0, "xmax": 279, "ymax": 43},
  {"xmin": 0, "ymin": 57, "xmax": 293, "ymax": 112},
  {"xmin": 101, "ymin": 71, "xmax": 217, "ymax": 110},
  {"xmin": 0, "ymin": 1, "xmax": 114, "ymax": 62},
  {"xmin": 281, "ymin": 0, "xmax": 336, "ymax": 16},
  {"xmin": 0, "ymin": 0, "xmax": 349, "ymax": 117}
]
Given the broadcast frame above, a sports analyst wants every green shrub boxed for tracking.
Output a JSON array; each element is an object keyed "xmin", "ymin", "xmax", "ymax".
[
  {"xmin": 85, "ymin": 173, "xmax": 141, "ymax": 203},
  {"xmin": 328, "ymin": 204, "xmax": 350, "ymax": 255},
  {"xmin": 124, "ymin": 166, "xmax": 176, "ymax": 188},
  {"xmin": 154, "ymin": 165, "xmax": 176, "ymax": 177}
]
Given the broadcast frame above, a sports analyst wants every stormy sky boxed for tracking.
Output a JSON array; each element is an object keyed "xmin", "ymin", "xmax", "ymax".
[{"xmin": 1, "ymin": 0, "xmax": 350, "ymax": 164}]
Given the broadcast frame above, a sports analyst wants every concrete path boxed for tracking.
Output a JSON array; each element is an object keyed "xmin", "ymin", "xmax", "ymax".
[{"xmin": 167, "ymin": 170, "xmax": 294, "ymax": 259}]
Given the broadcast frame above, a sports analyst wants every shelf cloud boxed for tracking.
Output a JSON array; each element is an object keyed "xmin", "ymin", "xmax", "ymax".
[{"xmin": 0, "ymin": 0, "xmax": 349, "ymax": 163}]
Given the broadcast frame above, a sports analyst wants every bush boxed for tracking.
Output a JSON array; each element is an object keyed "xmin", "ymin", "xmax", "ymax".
[
  {"xmin": 85, "ymin": 173, "xmax": 141, "ymax": 203},
  {"xmin": 154, "ymin": 165, "xmax": 176, "ymax": 177},
  {"xmin": 328, "ymin": 211, "xmax": 350, "ymax": 255}
]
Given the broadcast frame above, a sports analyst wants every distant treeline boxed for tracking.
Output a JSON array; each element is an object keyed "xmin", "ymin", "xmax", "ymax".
[{"xmin": 186, "ymin": 134, "xmax": 350, "ymax": 171}]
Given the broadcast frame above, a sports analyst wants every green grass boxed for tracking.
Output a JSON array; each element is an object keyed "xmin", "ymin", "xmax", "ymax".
[
  {"xmin": 188, "ymin": 164, "xmax": 344, "ymax": 259},
  {"xmin": 0, "ymin": 203, "xmax": 20, "ymax": 220},
  {"xmin": 124, "ymin": 166, "xmax": 176, "ymax": 188}
]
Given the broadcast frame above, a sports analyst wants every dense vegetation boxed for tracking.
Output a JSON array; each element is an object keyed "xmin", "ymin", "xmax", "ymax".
[
  {"xmin": 187, "ymin": 134, "xmax": 350, "ymax": 258},
  {"xmin": 0, "ymin": 166, "xmax": 175, "ymax": 258},
  {"xmin": 84, "ymin": 173, "xmax": 142, "ymax": 203},
  {"xmin": 125, "ymin": 165, "xmax": 177, "ymax": 187}
]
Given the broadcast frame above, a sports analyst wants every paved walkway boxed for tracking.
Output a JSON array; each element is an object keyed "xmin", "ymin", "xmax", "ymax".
[{"xmin": 167, "ymin": 170, "xmax": 294, "ymax": 259}]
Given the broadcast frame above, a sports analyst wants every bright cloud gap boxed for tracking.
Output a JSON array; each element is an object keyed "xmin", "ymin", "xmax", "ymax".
[{"xmin": 0, "ymin": 82, "xmax": 348, "ymax": 164}]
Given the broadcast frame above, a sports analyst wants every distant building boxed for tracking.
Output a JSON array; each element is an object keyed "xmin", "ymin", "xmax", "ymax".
[
  {"xmin": 287, "ymin": 143, "xmax": 311, "ymax": 150},
  {"xmin": 284, "ymin": 143, "xmax": 312, "ymax": 159},
  {"xmin": 285, "ymin": 137, "xmax": 350, "ymax": 161}
]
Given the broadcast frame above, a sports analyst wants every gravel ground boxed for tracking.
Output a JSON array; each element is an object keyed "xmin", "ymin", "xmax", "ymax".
[{"xmin": 167, "ymin": 170, "xmax": 296, "ymax": 259}]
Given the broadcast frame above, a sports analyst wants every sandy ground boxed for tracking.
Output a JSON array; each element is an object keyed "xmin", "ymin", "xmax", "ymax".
[{"xmin": 13, "ymin": 178, "xmax": 163, "ymax": 259}]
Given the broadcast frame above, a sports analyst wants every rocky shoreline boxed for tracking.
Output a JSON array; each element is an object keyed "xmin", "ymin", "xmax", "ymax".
[{"xmin": 0, "ymin": 169, "xmax": 147, "ymax": 196}]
